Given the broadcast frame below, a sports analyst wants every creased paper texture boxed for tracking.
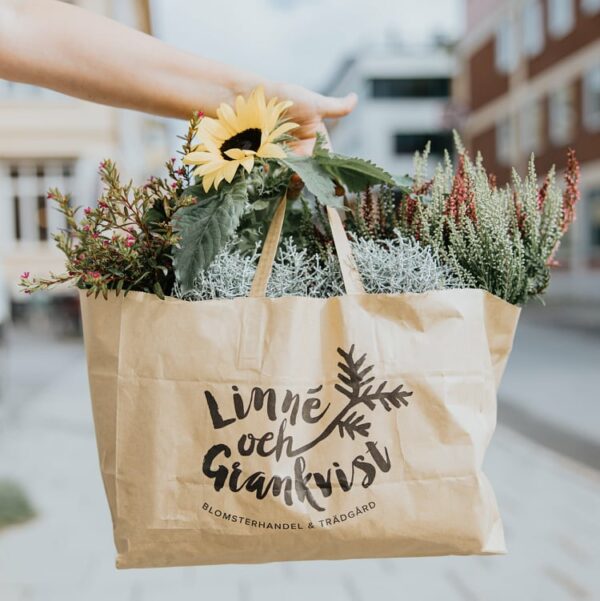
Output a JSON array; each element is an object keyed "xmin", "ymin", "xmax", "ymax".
[{"xmin": 80, "ymin": 288, "xmax": 519, "ymax": 568}]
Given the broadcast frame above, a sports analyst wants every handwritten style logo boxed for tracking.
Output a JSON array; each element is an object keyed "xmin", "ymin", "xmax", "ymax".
[{"xmin": 202, "ymin": 345, "xmax": 413, "ymax": 512}]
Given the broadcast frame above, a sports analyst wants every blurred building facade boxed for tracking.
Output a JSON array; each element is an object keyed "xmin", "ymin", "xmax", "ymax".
[
  {"xmin": 325, "ymin": 42, "xmax": 455, "ymax": 177},
  {"xmin": 0, "ymin": 0, "xmax": 169, "ymax": 308},
  {"xmin": 455, "ymin": 0, "xmax": 600, "ymax": 295}
]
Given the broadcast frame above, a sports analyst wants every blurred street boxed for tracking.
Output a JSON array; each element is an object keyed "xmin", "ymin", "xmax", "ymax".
[{"xmin": 0, "ymin": 304, "xmax": 599, "ymax": 601}]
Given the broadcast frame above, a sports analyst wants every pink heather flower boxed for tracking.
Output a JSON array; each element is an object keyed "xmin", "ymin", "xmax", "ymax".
[
  {"xmin": 562, "ymin": 149, "xmax": 580, "ymax": 233},
  {"xmin": 92, "ymin": 232, "xmax": 99, "ymax": 239},
  {"xmin": 195, "ymin": 110, "xmax": 204, "ymax": 119},
  {"xmin": 98, "ymin": 200, "xmax": 108, "ymax": 209},
  {"xmin": 177, "ymin": 168, "xmax": 186, "ymax": 176},
  {"xmin": 83, "ymin": 225, "xmax": 90, "ymax": 232},
  {"xmin": 47, "ymin": 191, "xmax": 55, "ymax": 200},
  {"xmin": 99, "ymin": 161, "xmax": 106, "ymax": 170},
  {"xmin": 88, "ymin": 271, "xmax": 101, "ymax": 280},
  {"xmin": 537, "ymin": 177, "xmax": 549, "ymax": 211},
  {"xmin": 125, "ymin": 236, "xmax": 135, "ymax": 248},
  {"xmin": 21, "ymin": 271, "xmax": 30, "ymax": 279},
  {"xmin": 84, "ymin": 207, "xmax": 92, "ymax": 216},
  {"xmin": 171, "ymin": 182, "xmax": 178, "ymax": 189}
]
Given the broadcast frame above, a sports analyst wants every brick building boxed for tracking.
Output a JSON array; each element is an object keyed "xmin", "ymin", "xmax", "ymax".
[{"xmin": 455, "ymin": 0, "xmax": 600, "ymax": 291}]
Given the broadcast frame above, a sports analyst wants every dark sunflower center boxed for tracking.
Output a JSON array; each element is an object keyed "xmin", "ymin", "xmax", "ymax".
[{"xmin": 220, "ymin": 128, "xmax": 262, "ymax": 160}]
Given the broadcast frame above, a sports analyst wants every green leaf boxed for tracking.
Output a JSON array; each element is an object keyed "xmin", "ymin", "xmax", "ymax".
[
  {"xmin": 314, "ymin": 153, "xmax": 395, "ymax": 193},
  {"xmin": 179, "ymin": 183, "xmax": 211, "ymax": 202},
  {"xmin": 172, "ymin": 178, "xmax": 247, "ymax": 292},
  {"xmin": 142, "ymin": 207, "xmax": 165, "ymax": 226},
  {"xmin": 251, "ymin": 199, "xmax": 272, "ymax": 211},
  {"xmin": 281, "ymin": 156, "xmax": 341, "ymax": 207},
  {"xmin": 153, "ymin": 281, "xmax": 165, "ymax": 300}
]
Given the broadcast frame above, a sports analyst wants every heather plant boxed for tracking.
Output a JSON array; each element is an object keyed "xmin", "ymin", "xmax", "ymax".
[{"xmin": 342, "ymin": 137, "xmax": 579, "ymax": 305}]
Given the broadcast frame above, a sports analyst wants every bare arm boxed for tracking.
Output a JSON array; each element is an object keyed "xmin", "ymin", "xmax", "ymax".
[{"xmin": 0, "ymin": 0, "xmax": 356, "ymax": 152}]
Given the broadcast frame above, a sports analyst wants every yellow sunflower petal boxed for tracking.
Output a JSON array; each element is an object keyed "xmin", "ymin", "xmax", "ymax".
[
  {"xmin": 213, "ymin": 171, "xmax": 227, "ymax": 189},
  {"xmin": 256, "ymin": 142, "xmax": 287, "ymax": 159},
  {"xmin": 223, "ymin": 160, "xmax": 240, "ymax": 183},
  {"xmin": 196, "ymin": 161, "xmax": 227, "ymax": 176},
  {"xmin": 240, "ymin": 156, "xmax": 255, "ymax": 172},
  {"xmin": 199, "ymin": 117, "xmax": 230, "ymax": 143},
  {"xmin": 235, "ymin": 94, "xmax": 252, "ymax": 130},
  {"xmin": 266, "ymin": 100, "xmax": 293, "ymax": 130},
  {"xmin": 266, "ymin": 121, "xmax": 299, "ymax": 142},
  {"xmin": 202, "ymin": 172, "xmax": 217, "ymax": 192},
  {"xmin": 183, "ymin": 151, "xmax": 216, "ymax": 165},
  {"xmin": 216, "ymin": 102, "xmax": 242, "ymax": 135},
  {"xmin": 224, "ymin": 148, "xmax": 249, "ymax": 160}
]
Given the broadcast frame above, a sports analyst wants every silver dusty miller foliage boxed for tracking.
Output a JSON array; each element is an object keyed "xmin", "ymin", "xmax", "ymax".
[{"xmin": 173, "ymin": 234, "xmax": 462, "ymax": 301}]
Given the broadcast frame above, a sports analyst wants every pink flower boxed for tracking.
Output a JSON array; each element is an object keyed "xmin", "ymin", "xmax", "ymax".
[
  {"xmin": 88, "ymin": 271, "xmax": 101, "ymax": 280},
  {"xmin": 21, "ymin": 271, "xmax": 30, "ymax": 279},
  {"xmin": 47, "ymin": 191, "xmax": 55, "ymax": 200},
  {"xmin": 98, "ymin": 200, "xmax": 108, "ymax": 209},
  {"xmin": 195, "ymin": 110, "xmax": 204, "ymax": 119},
  {"xmin": 99, "ymin": 161, "xmax": 106, "ymax": 170},
  {"xmin": 171, "ymin": 182, "xmax": 178, "ymax": 189},
  {"xmin": 92, "ymin": 232, "xmax": 99, "ymax": 239},
  {"xmin": 177, "ymin": 168, "xmax": 186, "ymax": 176},
  {"xmin": 84, "ymin": 207, "xmax": 92, "ymax": 216},
  {"xmin": 125, "ymin": 236, "xmax": 135, "ymax": 248},
  {"xmin": 83, "ymin": 225, "xmax": 90, "ymax": 232}
]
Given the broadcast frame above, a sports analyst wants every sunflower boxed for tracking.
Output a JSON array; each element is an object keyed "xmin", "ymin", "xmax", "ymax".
[{"xmin": 183, "ymin": 87, "xmax": 298, "ymax": 192}]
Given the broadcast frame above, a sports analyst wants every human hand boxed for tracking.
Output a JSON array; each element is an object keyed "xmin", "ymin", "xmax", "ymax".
[{"xmin": 267, "ymin": 82, "xmax": 357, "ymax": 155}]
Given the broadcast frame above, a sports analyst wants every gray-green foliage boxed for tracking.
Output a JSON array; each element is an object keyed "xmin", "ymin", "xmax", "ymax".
[{"xmin": 173, "ymin": 234, "xmax": 462, "ymax": 301}]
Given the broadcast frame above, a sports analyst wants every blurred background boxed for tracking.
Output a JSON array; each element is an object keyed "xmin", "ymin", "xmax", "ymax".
[{"xmin": 0, "ymin": 1, "xmax": 599, "ymax": 600}]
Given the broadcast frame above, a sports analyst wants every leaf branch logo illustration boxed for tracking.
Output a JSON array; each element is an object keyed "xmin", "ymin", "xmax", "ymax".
[
  {"xmin": 276, "ymin": 345, "xmax": 413, "ymax": 456},
  {"xmin": 334, "ymin": 345, "xmax": 413, "ymax": 440},
  {"xmin": 202, "ymin": 345, "xmax": 414, "ymax": 511}
]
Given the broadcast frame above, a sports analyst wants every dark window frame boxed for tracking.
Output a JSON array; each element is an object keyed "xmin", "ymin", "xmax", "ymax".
[{"xmin": 370, "ymin": 77, "xmax": 451, "ymax": 99}]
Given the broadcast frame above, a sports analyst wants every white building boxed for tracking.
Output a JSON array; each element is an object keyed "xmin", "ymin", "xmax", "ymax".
[
  {"xmin": 324, "ymin": 43, "xmax": 456, "ymax": 177},
  {"xmin": 0, "ymin": 0, "xmax": 170, "ymax": 306}
]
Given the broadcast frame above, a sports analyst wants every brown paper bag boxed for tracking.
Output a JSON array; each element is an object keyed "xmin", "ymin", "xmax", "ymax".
[{"xmin": 80, "ymin": 198, "xmax": 520, "ymax": 568}]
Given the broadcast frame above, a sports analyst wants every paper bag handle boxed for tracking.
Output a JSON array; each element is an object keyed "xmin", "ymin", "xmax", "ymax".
[{"xmin": 249, "ymin": 194, "xmax": 365, "ymax": 297}]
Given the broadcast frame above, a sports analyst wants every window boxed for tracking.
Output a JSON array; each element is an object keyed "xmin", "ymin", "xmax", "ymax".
[
  {"xmin": 581, "ymin": 0, "xmax": 600, "ymax": 15},
  {"xmin": 583, "ymin": 65, "xmax": 600, "ymax": 131},
  {"xmin": 519, "ymin": 100, "xmax": 543, "ymax": 154},
  {"xmin": 547, "ymin": 0, "xmax": 575, "ymax": 38},
  {"xmin": 496, "ymin": 118, "xmax": 513, "ymax": 165},
  {"xmin": 370, "ymin": 78, "xmax": 450, "ymax": 99},
  {"xmin": 6, "ymin": 161, "xmax": 75, "ymax": 243},
  {"xmin": 495, "ymin": 17, "xmax": 518, "ymax": 73},
  {"xmin": 522, "ymin": 0, "xmax": 544, "ymax": 57},
  {"xmin": 549, "ymin": 85, "xmax": 575, "ymax": 146},
  {"xmin": 589, "ymin": 189, "xmax": 600, "ymax": 263},
  {"xmin": 393, "ymin": 132, "xmax": 453, "ymax": 157}
]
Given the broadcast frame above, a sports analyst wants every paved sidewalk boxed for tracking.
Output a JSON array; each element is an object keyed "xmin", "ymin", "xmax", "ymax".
[
  {"xmin": 499, "ymin": 307, "xmax": 600, "ymax": 469},
  {"xmin": 1, "ymin": 342, "xmax": 599, "ymax": 600}
]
